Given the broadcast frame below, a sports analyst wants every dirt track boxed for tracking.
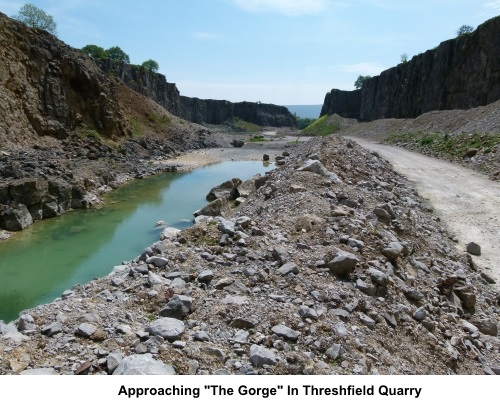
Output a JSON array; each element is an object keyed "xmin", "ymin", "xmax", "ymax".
[{"xmin": 347, "ymin": 136, "xmax": 500, "ymax": 286}]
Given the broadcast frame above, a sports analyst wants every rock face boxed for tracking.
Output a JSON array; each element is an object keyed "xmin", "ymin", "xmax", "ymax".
[
  {"xmin": 98, "ymin": 61, "xmax": 297, "ymax": 127},
  {"xmin": 0, "ymin": 12, "xmax": 216, "ymax": 232},
  {"xmin": 321, "ymin": 16, "xmax": 500, "ymax": 120},
  {"xmin": 0, "ymin": 12, "xmax": 129, "ymax": 140}
]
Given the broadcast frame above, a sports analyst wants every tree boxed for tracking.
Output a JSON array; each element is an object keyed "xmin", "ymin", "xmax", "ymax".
[
  {"xmin": 400, "ymin": 53, "xmax": 409, "ymax": 63},
  {"xmin": 456, "ymin": 25, "xmax": 474, "ymax": 37},
  {"xmin": 81, "ymin": 45, "xmax": 108, "ymax": 59},
  {"xmin": 105, "ymin": 46, "xmax": 130, "ymax": 63},
  {"xmin": 141, "ymin": 59, "xmax": 159, "ymax": 73},
  {"xmin": 354, "ymin": 75, "xmax": 372, "ymax": 90},
  {"xmin": 12, "ymin": 3, "xmax": 57, "ymax": 35}
]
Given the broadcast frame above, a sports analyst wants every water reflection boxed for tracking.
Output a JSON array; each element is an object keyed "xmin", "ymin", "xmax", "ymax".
[{"xmin": 0, "ymin": 161, "xmax": 272, "ymax": 322}]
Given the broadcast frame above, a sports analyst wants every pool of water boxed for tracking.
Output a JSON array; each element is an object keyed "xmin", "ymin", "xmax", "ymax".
[{"xmin": 0, "ymin": 161, "xmax": 272, "ymax": 322}]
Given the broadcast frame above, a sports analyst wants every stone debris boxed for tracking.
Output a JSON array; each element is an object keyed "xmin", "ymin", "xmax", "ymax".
[{"xmin": 1, "ymin": 135, "xmax": 499, "ymax": 376}]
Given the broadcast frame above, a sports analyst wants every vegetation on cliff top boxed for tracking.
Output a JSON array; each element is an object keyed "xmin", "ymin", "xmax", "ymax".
[
  {"xmin": 301, "ymin": 115, "xmax": 341, "ymax": 136},
  {"xmin": 12, "ymin": 3, "xmax": 57, "ymax": 35}
]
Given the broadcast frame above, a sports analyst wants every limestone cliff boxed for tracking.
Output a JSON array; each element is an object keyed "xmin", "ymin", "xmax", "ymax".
[
  {"xmin": 0, "ymin": 12, "xmax": 130, "ymax": 141},
  {"xmin": 97, "ymin": 61, "xmax": 297, "ymax": 127},
  {"xmin": 321, "ymin": 16, "xmax": 500, "ymax": 120}
]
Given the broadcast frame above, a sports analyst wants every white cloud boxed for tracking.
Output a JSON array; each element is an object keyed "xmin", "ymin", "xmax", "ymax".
[
  {"xmin": 484, "ymin": 0, "xmax": 500, "ymax": 12},
  {"xmin": 230, "ymin": 0, "xmax": 329, "ymax": 16},
  {"xmin": 341, "ymin": 62, "xmax": 385, "ymax": 75},
  {"xmin": 192, "ymin": 31, "xmax": 225, "ymax": 42}
]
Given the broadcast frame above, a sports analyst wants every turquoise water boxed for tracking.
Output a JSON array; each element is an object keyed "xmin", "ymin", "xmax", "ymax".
[{"xmin": 0, "ymin": 161, "xmax": 271, "ymax": 322}]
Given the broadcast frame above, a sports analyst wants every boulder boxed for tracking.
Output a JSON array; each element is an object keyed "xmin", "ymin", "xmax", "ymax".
[
  {"xmin": 249, "ymin": 345, "xmax": 277, "ymax": 368},
  {"xmin": 159, "ymin": 295, "xmax": 193, "ymax": 319},
  {"xmin": 113, "ymin": 354, "xmax": 176, "ymax": 375},
  {"xmin": 327, "ymin": 251, "xmax": 359, "ymax": 277},
  {"xmin": 0, "ymin": 204, "xmax": 33, "ymax": 231},
  {"xmin": 206, "ymin": 179, "xmax": 241, "ymax": 202},
  {"xmin": 147, "ymin": 318, "xmax": 185, "ymax": 341}
]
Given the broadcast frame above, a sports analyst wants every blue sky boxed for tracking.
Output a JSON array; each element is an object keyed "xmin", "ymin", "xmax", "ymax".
[{"xmin": 2, "ymin": 0, "xmax": 499, "ymax": 105}]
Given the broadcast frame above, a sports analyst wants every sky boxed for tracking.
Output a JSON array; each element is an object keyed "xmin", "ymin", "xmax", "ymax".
[{"xmin": 1, "ymin": 0, "xmax": 499, "ymax": 105}]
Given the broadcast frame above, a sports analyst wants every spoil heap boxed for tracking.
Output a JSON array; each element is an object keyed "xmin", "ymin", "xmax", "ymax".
[{"xmin": 1, "ymin": 136, "xmax": 498, "ymax": 375}]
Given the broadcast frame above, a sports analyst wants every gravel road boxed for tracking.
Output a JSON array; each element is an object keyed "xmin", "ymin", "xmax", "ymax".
[{"xmin": 347, "ymin": 136, "xmax": 500, "ymax": 286}]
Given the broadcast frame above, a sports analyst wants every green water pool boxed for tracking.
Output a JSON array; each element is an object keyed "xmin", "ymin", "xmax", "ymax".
[{"xmin": 0, "ymin": 160, "xmax": 272, "ymax": 322}]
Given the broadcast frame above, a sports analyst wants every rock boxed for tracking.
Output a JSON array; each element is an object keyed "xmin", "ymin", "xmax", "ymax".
[
  {"xmin": 325, "ymin": 344, "xmax": 345, "ymax": 360},
  {"xmin": 297, "ymin": 160, "xmax": 342, "ymax": 184},
  {"xmin": 231, "ymin": 140, "xmax": 245, "ymax": 148},
  {"xmin": 217, "ymin": 217, "xmax": 236, "ymax": 236},
  {"xmin": 466, "ymin": 242, "xmax": 481, "ymax": 256},
  {"xmin": 200, "ymin": 346, "xmax": 226, "ymax": 361},
  {"xmin": 198, "ymin": 270, "xmax": 214, "ymax": 283},
  {"xmin": 0, "ymin": 204, "xmax": 33, "ymax": 231},
  {"xmin": 413, "ymin": 307, "xmax": 427, "ymax": 321},
  {"xmin": 159, "ymin": 295, "xmax": 193, "ymax": 319},
  {"xmin": 382, "ymin": 242, "xmax": 404, "ymax": 260},
  {"xmin": 263, "ymin": 154, "xmax": 270, "ymax": 161},
  {"xmin": 461, "ymin": 320, "xmax": 479, "ymax": 334},
  {"xmin": 463, "ymin": 149, "xmax": 478, "ymax": 158},
  {"xmin": 472, "ymin": 318, "xmax": 498, "ymax": 336},
  {"xmin": 113, "ymin": 354, "xmax": 176, "ymax": 375},
  {"xmin": 41, "ymin": 322, "xmax": 63, "ymax": 337},
  {"xmin": 231, "ymin": 318, "xmax": 256, "ymax": 329},
  {"xmin": 271, "ymin": 325, "xmax": 300, "ymax": 342},
  {"xmin": 298, "ymin": 305, "xmax": 319, "ymax": 320},
  {"xmin": 277, "ymin": 262, "xmax": 299, "ymax": 276},
  {"xmin": 249, "ymin": 345, "xmax": 277, "ymax": 368},
  {"xmin": 107, "ymin": 353, "xmax": 124, "ymax": 374},
  {"xmin": 290, "ymin": 184, "xmax": 306, "ymax": 192},
  {"xmin": 206, "ymin": 179, "xmax": 241, "ymax": 202},
  {"xmin": 160, "ymin": 227, "xmax": 181, "ymax": 241},
  {"xmin": 327, "ymin": 251, "xmax": 359, "ymax": 277},
  {"xmin": 75, "ymin": 323, "xmax": 97, "ymax": 338},
  {"xmin": 480, "ymin": 272, "xmax": 496, "ymax": 284},
  {"xmin": 368, "ymin": 268, "xmax": 389, "ymax": 286},
  {"xmin": 195, "ymin": 198, "xmax": 229, "ymax": 217},
  {"xmin": 356, "ymin": 279, "xmax": 376, "ymax": 296},
  {"xmin": 255, "ymin": 175, "xmax": 268, "ymax": 190},
  {"xmin": 17, "ymin": 314, "xmax": 36, "ymax": 332},
  {"xmin": 146, "ymin": 256, "xmax": 169, "ymax": 267},
  {"xmin": 358, "ymin": 313, "xmax": 376, "ymax": 329},
  {"xmin": 147, "ymin": 318, "xmax": 185, "ymax": 341},
  {"xmin": 194, "ymin": 331, "xmax": 210, "ymax": 342},
  {"xmin": 404, "ymin": 288, "xmax": 425, "ymax": 303},
  {"xmin": 454, "ymin": 285, "xmax": 476, "ymax": 309}
]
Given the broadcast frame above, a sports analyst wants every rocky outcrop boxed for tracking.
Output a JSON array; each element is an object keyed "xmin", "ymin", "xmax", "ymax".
[
  {"xmin": 97, "ymin": 59, "xmax": 182, "ymax": 115},
  {"xmin": 320, "ymin": 89, "xmax": 361, "ymax": 119},
  {"xmin": 0, "ymin": 12, "xmax": 222, "ymax": 233},
  {"xmin": 321, "ymin": 16, "xmax": 500, "ymax": 121},
  {"xmin": 0, "ymin": 12, "xmax": 130, "ymax": 140},
  {"xmin": 98, "ymin": 61, "xmax": 297, "ymax": 127}
]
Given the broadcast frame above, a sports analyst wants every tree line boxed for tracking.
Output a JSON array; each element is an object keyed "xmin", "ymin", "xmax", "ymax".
[{"xmin": 11, "ymin": 3, "xmax": 160, "ymax": 73}]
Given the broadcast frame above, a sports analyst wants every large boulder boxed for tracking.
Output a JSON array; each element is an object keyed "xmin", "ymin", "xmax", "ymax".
[
  {"xmin": 0, "ymin": 204, "xmax": 33, "ymax": 231},
  {"xmin": 327, "ymin": 250, "xmax": 359, "ymax": 277},
  {"xmin": 9, "ymin": 178, "xmax": 46, "ymax": 206},
  {"xmin": 206, "ymin": 178, "xmax": 242, "ymax": 202},
  {"xmin": 113, "ymin": 354, "xmax": 176, "ymax": 375},
  {"xmin": 147, "ymin": 318, "xmax": 185, "ymax": 341}
]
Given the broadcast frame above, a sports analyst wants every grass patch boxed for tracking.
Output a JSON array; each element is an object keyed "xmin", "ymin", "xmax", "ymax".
[
  {"xmin": 128, "ymin": 115, "xmax": 143, "ymax": 137},
  {"xmin": 247, "ymin": 134, "xmax": 267, "ymax": 142},
  {"xmin": 233, "ymin": 117, "xmax": 262, "ymax": 132},
  {"xmin": 301, "ymin": 115, "xmax": 341, "ymax": 136},
  {"xmin": 146, "ymin": 112, "xmax": 171, "ymax": 131},
  {"xmin": 385, "ymin": 132, "xmax": 500, "ymax": 158}
]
